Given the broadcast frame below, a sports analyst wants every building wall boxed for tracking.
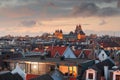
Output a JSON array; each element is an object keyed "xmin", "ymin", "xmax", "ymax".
[
  {"xmin": 86, "ymin": 69, "xmax": 96, "ymax": 80},
  {"xmin": 63, "ymin": 47, "xmax": 76, "ymax": 58},
  {"xmin": 98, "ymin": 50, "xmax": 108, "ymax": 61},
  {"xmin": 113, "ymin": 70, "xmax": 120, "ymax": 80}
]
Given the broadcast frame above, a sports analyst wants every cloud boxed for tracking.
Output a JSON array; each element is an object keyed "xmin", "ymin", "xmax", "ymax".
[
  {"xmin": 73, "ymin": 2, "xmax": 99, "ymax": 17},
  {"xmin": 0, "ymin": 0, "xmax": 120, "ymax": 20},
  {"xmin": 117, "ymin": 0, "xmax": 120, "ymax": 8},
  {"xmin": 72, "ymin": 2, "xmax": 120, "ymax": 17},
  {"xmin": 21, "ymin": 20, "xmax": 36, "ymax": 27},
  {"xmin": 98, "ymin": 7, "xmax": 120, "ymax": 17}
]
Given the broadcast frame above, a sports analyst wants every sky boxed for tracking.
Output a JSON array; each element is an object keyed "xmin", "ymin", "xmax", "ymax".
[{"xmin": 0, "ymin": 0, "xmax": 120, "ymax": 37}]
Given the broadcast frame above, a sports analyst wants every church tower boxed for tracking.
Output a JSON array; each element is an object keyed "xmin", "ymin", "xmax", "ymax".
[
  {"xmin": 75, "ymin": 25, "xmax": 86, "ymax": 40},
  {"xmin": 54, "ymin": 29, "xmax": 63, "ymax": 40}
]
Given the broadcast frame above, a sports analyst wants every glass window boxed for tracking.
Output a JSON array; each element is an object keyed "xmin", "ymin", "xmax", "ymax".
[
  {"xmin": 88, "ymin": 73, "xmax": 93, "ymax": 79},
  {"xmin": 116, "ymin": 75, "xmax": 120, "ymax": 80}
]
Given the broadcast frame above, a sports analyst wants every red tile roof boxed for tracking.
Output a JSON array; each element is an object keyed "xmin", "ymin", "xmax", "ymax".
[
  {"xmin": 26, "ymin": 74, "xmax": 39, "ymax": 80},
  {"xmin": 47, "ymin": 46, "xmax": 67, "ymax": 57},
  {"xmin": 74, "ymin": 50, "xmax": 82, "ymax": 57},
  {"xmin": 70, "ymin": 77, "xmax": 76, "ymax": 80},
  {"xmin": 83, "ymin": 49, "xmax": 92, "ymax": 56}
]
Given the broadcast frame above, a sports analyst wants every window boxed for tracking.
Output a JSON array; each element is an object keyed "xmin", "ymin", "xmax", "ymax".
[
  {"xmin": 88, "ymin": 73, "xmax": 93, "ymax": 79},
  {"xmin": 102, "ymin": 54, "xmax": 104, "ymax": 58},
  {"xmin": 116, "ymin": 75, "xmax": 120, "ymax": 80}
]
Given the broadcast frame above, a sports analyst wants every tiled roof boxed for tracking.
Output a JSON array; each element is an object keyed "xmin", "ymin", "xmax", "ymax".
[
  {"xmin": 78, "ymin": 49, "xmax": 92, "ymax": 59},
  {"xmin": 47, "ymin": 46, "xmax": 67, "ymax": 57},
  {"xmin": 74, "ymin": 49, "xmax": 82, "ymax": 57},
  {"xmin": 30, "ymin": 74, "xmax": 53, "ymax": 80},
  {"xmin": 83, "ymin": 49, "xmax": 92, "ymax": 56},
  {"xmin": 26, "ymin": 74, "xmax": 39, "ymax": 80}
]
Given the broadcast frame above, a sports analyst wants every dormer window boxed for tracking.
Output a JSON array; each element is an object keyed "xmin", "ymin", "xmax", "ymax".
[
  {"xmin": 88, "ymin": 73, "xmax": 93, "ymax": 79},
  {"xmin": 116, "ymin": 75, "xmax": 120, "ymax": 80}
]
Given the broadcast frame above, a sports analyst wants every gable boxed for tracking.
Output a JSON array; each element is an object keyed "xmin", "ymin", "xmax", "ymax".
[
  {"xmin": 116, "ymin": 50, "xmax": 120, "ymax": 55},
  {"xmin": 74, "ymin": 49, "xmax": 82, "ymax": 57},
  {"xmin": 47, "ymin": 46, "xmax": 67, "ymax": 57},
  {"xmin": 11, "ymin": 63, "xmax": 26, "ymax": 80},
  {"xmin": 78, "ymin": 49, "xmax": 92, "ymax": 59},
  {"xmin": 98, "ymin": 50, "xmax": 108, "ymax": 61},
  {"xmin": 54, "ymin": 52, "xmax": 60, "ymax": 58},
  {"xmin": 86, "ymin": 68, "xmax": 96, "ymax": 73},
  {"xmin": 86, "ymin": 68, "xmax": 97, "ymax": 80},
  {"xmin": 63, "ymin": 47, "xmax": 76, "ymax": 58}
]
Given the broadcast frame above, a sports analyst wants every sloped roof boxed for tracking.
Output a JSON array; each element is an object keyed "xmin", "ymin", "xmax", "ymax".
[
  {"xmin": 51, "ymin": 69, "xmax": 65, "ymax": 80},
  {"xmin": 116, "ymin": 50, "xmax": 120, "ymax": 55},
  {"xmin": 11, "ymin": 63, "xmax": 26, "ymax": 80},
  {"xmin": 83, "ymin": 49, "xmax": 92, "ymax": 56},
  {"xmin": 30, "ymin": 74, "xmax": 53, "ymax": 80},
  {"xmin": 74, "ymin": 49, "xmax": 82, "ymax": 57},
  {"xmin": 26, "ymin": 74, "xmax": 39, "ymax": 80},
  {"xmin": 79, "ymin": 49, "xmax": 92, "ymax": 58},
  {"xmin": 13, "ymin": 73, "xmax": 23, "ymax": 80},
  {"xmin": 92, "ymin": 58, "xmax": 115, "ymax": 76},
  {"xmin": 0, "ymin": 72, "xmax": 23, "ymax": 80},
  {"xmin": 0, "ymin": 72, "xmax": 14, "ymax": 80},
  {"xmin": 47, "ymin": 46, "xmax": 67, "ymax": 57},
  {"xmin": 80, "ymin": 60, "xmax": 95, "ymax": 77}
]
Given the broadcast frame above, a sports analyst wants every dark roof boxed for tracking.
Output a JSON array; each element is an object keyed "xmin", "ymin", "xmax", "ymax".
[
  {"xmin": 51, "ymin": 69, "xmax": 65, "ymax": 80},
  {"xmin": 91, "ymin": 58, "xmax": 115, "ymax": 76},
  {"xmin": 13, "ymin": 73, "xmax": 23, "ymax": 80},
  {"xmin": 30, "ymin": 74, "xmax": 53, "ymax": 80},
  {"xmin": 79, "ymin": 31, "xmax": 85, "ymax": 35},
  {"xmin": 80, "ymin": 60, "xmax": 95, "ymax": 77},
  {"xmin": 104, "ymin": 50, "xmax": 110, "ymax": 56},
  {"xmin": 0, "ymin": 72, "xmax": 23, "ymax": 80},
  {"xmin": 95, "ymin": 58, "xmax": 115, "ymax": 70},
  {"xmin": 90, "ymin": 65, "xmax": 101, "ymax": 73}
]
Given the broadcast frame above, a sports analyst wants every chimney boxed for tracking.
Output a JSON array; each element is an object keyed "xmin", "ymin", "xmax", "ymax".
[
  {"xmin": 72, "ymin": 46, "xmax": 75, "ymax": 51},
  {"xmin": 104, "ymin": 66, "xmax": 108, "ymax": 80}
]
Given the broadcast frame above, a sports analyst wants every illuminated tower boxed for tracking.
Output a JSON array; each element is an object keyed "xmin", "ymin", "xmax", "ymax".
[
  {"xmin": 54, "ymin": 29, "xmax": 63, "ymax": 40},
  {"xmin": 75, "ymin": 25, "xmax": 86, "ymax": 40}
]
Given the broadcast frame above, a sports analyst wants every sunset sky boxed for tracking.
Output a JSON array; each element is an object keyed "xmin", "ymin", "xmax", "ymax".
[{"xmin": 0, "ymin": 0, "xmax": 120, "ymax": 36}]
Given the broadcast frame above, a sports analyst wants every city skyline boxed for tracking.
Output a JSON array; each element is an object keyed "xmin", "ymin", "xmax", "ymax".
[{"xmin": 0, "ymin": 0, "xmax": 120, "ymax": 36}]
